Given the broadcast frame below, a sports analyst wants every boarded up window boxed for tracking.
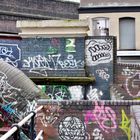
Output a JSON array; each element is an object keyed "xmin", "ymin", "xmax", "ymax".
[{"xmin": 119, "ymin": 17, "xmax": 135, "ymax": 50}]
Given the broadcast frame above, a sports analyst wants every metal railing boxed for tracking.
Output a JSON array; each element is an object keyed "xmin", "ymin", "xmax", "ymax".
[
  {"xmin": 0, "ymin": 106, "xmax": 43, "ymax": 140},
  {"xmin": 35, "ymin": 130, "xmax": 43, "ymax": 140},
  {"xmin": 131, "ymin": 105, "xmax": 140, "ymax": 140}
]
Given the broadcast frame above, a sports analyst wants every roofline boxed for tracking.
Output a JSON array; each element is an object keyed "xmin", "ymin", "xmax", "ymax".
[
  {"xmin": 78, "ymin": 6, "xmax": 140, "ymax": 14},
  {"xmin": 56, "ymin": 0, "xmax": 80, "ymax": 4}
]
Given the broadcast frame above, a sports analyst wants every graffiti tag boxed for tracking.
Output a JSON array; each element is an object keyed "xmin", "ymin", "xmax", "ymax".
[
  {"xmin": 87, "ymin": 86, "xmax": 103, "ymax": 100},
  {"xmin": 0, "ymin": 43, "xmax": 21, "ymax": 67},
  {"xmin": 38, "ymin": 105, "xmax": 60, "ymax": 127},
  {"xmin": 86, "ymin": 39, "xmax": 113, "ymax": 66},
  {"xmin": 125, "ymin": 72, "xmax": 140, "ymax": 97},
  {"xmin": 85, "ymin": 101, "xmax": 117, "ymax": 133},
  {"xmin": 92, "ymin": 128, "xmax": 104, "ymax": 140},
  {"xmin": 96, "ymin": 68, "xmax": 110, "ymax": 81},
  {"xmin": 119, "ymin": 110, "xmax": 130, "ymax": 140},
  {"xmin": 23, "ymin": 54, "xmax": 84, "ymax": 76},
  {"xmin": 58, "ymin": 116, "xmax": 86, "ymax": 140}
]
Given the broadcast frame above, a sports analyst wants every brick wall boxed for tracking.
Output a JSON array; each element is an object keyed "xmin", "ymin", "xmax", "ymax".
[
  {"xmin": 0, "ymin": 0, "xmax": 79, "ymax": 20},
  {"xmin": 0, "ymin": 20, "xmax": 19, "ymax": 33},
  {"xmin": 0, "ymin": 0, "xmax": 79, "ymax": 33},
  {"xmin": 110, "ymin": 63, "xmax": 140, "ymax": 100},
  {"xmin": 36, "ymin": 100, "xmax": 140, "ymax": 140},
  {"xmin": 0, "ymin": 36, "xmax": 116, "ymax": 100}
]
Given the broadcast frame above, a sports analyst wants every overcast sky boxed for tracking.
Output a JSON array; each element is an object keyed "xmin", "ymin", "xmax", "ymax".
[{"xmin": 62, "ymin": 0, "xmax": 80, "ymax": 3}]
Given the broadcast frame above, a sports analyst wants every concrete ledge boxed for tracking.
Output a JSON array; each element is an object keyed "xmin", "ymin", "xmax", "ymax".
[
  {"xmin": 17, "ymin": 20, "xmax": 88, "ymax": 28},
  {"xmin": 31, "ymin": 76, "xmax": 95, "ymax": 85},
  {"xmin": 37, "ymin": 99, "xmax": 140, "ymax": 105},
  {"xmin": 17, "ymin": 20, "xmax": 89, "ymax": 37}
]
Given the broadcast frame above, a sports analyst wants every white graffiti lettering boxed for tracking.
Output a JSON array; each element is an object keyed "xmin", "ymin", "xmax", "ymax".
[
  {"xmin": 24, "ymin": 100, "xmax": 37, "ymax": 116},
  {"xmin": 122, "ymin": 67, "xmax": 140, "ymax": 76},
  {"xmin": 48, "ymin": 85, "xmax": 83, "ymax": 100},
  {"xmin": 92, "ymin": 128, "xmax": 104, "ymax": 140},
  {"xmin": 0, "ymin": 43, "xmax": 21, "ymax": 67},
  {"xmin": 86, "ymin": 39, "xmax": 113, "ymax": 66},
  {"xmin": 0, "ymin": 72, "xmax": 20, "ymax": 100},
  {"xmin": 0, "ymin": 46, "xmax": 13, "ymax": 57},
  {"xmin": 38, "ymin": 104, "xmax": 60, "ymax": 127},
  {"xmin": 125, "ymin": 72, "xmax": 140, "ymax": 97},
  {"xmin": 23, "ymin": 54, "xmax": 57, "ymax": 70},
  {"xmin": 48, "ymin": 91, "xmax": 68, "ymax": 101},
  {"xmin": 87, "ymin": 86, "xmax": 103, "ymax": 100},
  {"xmin": 0, "ymin": 71, "xmax": 22, "ymax": 118},
  {"xmin": 96, "ymin": 69, "xmax": 110, "ymax": 81},
  {"xmin": 23, "ymin": 54, "xmax": 84, "ymax": 76},
  {"xmin": 68, "ymin": 86, "xmax": 83, "ymax": 100},
  {"xmin": 58, "ymin": 54, "xmax": 83, "ymax": 69},
  {"xmin": 0, "ymin": 57, "xmax": 18, "ymax": 67}
]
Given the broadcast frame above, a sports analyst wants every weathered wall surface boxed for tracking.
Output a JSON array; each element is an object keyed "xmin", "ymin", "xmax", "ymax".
[
  {"xmin": 110, "ymin": 63, "xmax": 140, "ymax": 100},
  {"xmin": 85, "ymin": 37, "xmax": 116, "ymax": 100},
  {"xmin": 45, "ymin": 85, "xmax": 84, "ymax": 100},
  {"xmin": 0, "ymin": 31, "xmax": 139, "ymax": 139},
  {"xmin": 0, "ymin": 20, "xmax": 20, "ymax": 33},
  {"xmin": 0, "ymin": 0, "xmax": 79, "ymax": 33},
  {"xmin": 21, "ymin": 37, "xmax": 85, "ymax": 77},
  {"xmin": 80, "ymin": 0, "xmax": 140, "ymax": 7},
  {"xmin": 0, "ymin": 37, "xmax": 21, "ymax": 67},
  {"xmin": 36, "ymin": 100, "xmax": 140, "ymax": 140},
  {"xmin": 0, "ymin": 37, "xmax": 85, "ymax": 76},
  {"xmin": 0, "ymin": 36, "xmax": 116, "ymax": 100},
  {"xmin": 0, "ymin": 0, "xmax": 79, "ymax": 20},
  {"xmin": 20, "ymin": 36, "xmax": 116, "ymax": 100},
  {"xmin": 0, "ymin": 37, "xmax": 140, "ymax": 100}
]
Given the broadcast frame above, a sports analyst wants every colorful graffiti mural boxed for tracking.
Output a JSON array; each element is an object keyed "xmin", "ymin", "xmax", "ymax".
[
  {"xmin": 0, "ymin": 34, "xmax": 139, "ymax": 140},
  {"xmin": 38, "ymin": 85, "xmax": 84, "ymax": 100},
  {"xmin": 0, "ymin": 36, "xmax": 117, "ymax": 100},
  {"xmin": 36, "ymin": 100, "xmax": 138, "ymax": 140},
  {"xmin": 0, "ymin": 60, "xmax": 40, "ymax": 138}
]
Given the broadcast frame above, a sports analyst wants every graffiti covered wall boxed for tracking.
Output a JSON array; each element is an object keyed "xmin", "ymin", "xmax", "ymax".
[
  {"xmin": 0, "ymin": 38, "xmax": 21, "ymax": 68},
  {"xmin": 0, "ymin": 36, "xmax": 117, "ymax": 101},
  {"xmin": 36, "ymin": 100, "xmax": 138, "ymax": 140},
  {"xmin": 35, "ymin": 37, "xmax": 116, "ymax": 100},
  {"xmin": 46, "ymin": 85, "xmax": 84, "ymax": 100},
  {"xmin": 21, "ymin": 37, "xmax": 85, "ymax": 77},
  {"xmin": 85, "ymin": 37, "xmax": 116, "ymax": 100},
  {"xmin": 110, "ymin": 63, "xmax": 140, "ymax": 100},
  {"xmin": 0, "ymin": 60, "xmax": 40, "ymax": 132},
  {"xmin": 38, "ymin": 85, "xmax": 85, "ymax": 100}
]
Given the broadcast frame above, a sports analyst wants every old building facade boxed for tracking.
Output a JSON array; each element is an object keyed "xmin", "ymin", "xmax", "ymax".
[{"xmin": 79, "ymin": 0, "xmax": 140, "ymax": 63}]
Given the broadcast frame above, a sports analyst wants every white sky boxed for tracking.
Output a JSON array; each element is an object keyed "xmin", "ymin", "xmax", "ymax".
[{"xmin": 62, "ymin": 0, "xmax": 80, "ymax": 3}]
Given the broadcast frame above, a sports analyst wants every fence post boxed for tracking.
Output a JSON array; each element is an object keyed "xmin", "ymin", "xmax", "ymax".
[
  {"xmin": 12, "ymin": 124, "xmax": 20, "ymax": 140},
  {"xmin": 0, "ymin": 106, "xmax": 43, "ymax": 140},
  {"xmin": 30, "ymin": 111, "xmax": 36, "ymax": 140}
]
